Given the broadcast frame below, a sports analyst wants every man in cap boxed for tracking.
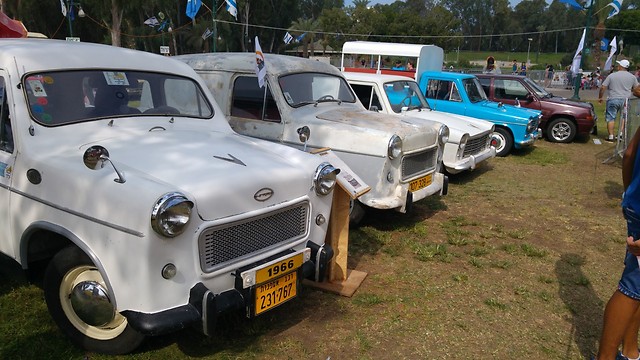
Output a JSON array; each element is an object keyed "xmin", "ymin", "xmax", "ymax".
[{"xmin": 599, "ymin": 59, "xmax": 640, "ymax": 142}]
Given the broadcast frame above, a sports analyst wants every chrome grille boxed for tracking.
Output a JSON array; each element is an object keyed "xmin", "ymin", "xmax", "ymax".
[
  {"xmin": 464, "ymin": 134, "xmax": 490, "ymax": 157},
  {"xmin": 198, "ymin": 202, "xmax": 309, "ymax": 273},
  {"xmin": 402, "ymin": 148, "xmax": 436, "ymax": 181}
]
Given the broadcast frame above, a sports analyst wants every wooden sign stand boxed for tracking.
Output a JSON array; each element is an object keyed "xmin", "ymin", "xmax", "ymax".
[{"xmin": 305, "ymin": 149, "xmax": 369, "ymax": 297}]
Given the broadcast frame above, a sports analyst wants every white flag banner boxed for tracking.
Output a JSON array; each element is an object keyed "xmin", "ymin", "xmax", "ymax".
[
  {"xmin": 60, "ymin": 0, "xmax": 67, "ymax": 16},
  {"xmin": 202, "ymin": 28, "xmax": 213, "ymax": 40},
  {"xmin": 571, "ymin": 28, "xmax": 586, "ymax": 75},
  {"xmin": 255, "ymin": 36, "xmax": 266, "ymax": 88},
  {"xmin": 226, "ymin": 0, "xmax": 238, "ymax": 20},
  {"xmin": 604, "ymin": 36, "xmax": 618, "ymax": 71},
  {"xmin": 283, "ymin": 32, "xmax": 293, "ymax": 45},
  {"xmin": 144, "ymin": 16, "xmax": 159, "ymax": 27}
]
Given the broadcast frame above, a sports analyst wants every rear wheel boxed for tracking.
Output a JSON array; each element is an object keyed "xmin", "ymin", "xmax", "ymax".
[
  {"xmin": 491, "ymin": 127, "xmax": 513, "ymax": 157},
  {"xmin": 44, "ymin": 246, "xmax": 145, "ymax": 354},
  {"xmin": 547, "ymin": 117, "xmax": 577, "ymax": 143}
]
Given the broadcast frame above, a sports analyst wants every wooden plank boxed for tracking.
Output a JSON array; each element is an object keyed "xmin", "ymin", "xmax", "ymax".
[
  {"xmin": 327, "ymin": 185, "xmax": 350, "ymax": 282},
  {"xmin": 303, "ymin": 269, "xmax": 367, "ymax": 297}
]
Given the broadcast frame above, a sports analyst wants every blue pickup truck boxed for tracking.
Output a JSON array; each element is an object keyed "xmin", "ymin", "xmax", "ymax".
[{"xmin": 418, "ymin": 71, "xmax": 542, "ymax": 157}]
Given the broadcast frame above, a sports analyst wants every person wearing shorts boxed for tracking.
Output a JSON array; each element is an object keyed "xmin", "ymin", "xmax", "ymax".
[
  {"xmin": 596, "ymin": 127, "xmax": 640, "ymax": 360},
  {"xmin": 599, "ymin": 60, "xmax": 639, "ymax": 142}
]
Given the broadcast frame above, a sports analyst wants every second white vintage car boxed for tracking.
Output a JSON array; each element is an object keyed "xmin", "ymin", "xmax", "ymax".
[
  {"xmin": 177, "ymin": 53, "xmax": 449, "ymax": 223},
  {"xmin": 345, "ymin": 72, "xmax": 496, "ymax": 174},
  {"xmin": 0, "ymin": 39, "xmax": 339, "ymax": 354}
]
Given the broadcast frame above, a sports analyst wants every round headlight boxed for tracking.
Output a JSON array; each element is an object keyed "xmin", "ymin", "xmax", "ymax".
[
  {"xmin": 388, "ymin": 135, "xmax": 403, "ymax": 159},
  {"xmin": 438, "ymin": 125, "xmax": 450, "ymax": 146},
  {"xmin": 151, "ymin": 192, "xmax": 194, "ymax": 238},
  {"xmin": 314, "ymin": 162, "xmax": 340, "ymax": 196}
]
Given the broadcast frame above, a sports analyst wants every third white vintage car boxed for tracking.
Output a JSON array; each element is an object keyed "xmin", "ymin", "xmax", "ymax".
[
  {"xmin": 345, "ymin": 72, "xmax": 496, "ymax": 174},
  {"xmin": 177, "ymin": 53, "xmax": 449, "ymax": 223},
  {"xmin": 0, "ymin": 39, "xmax": 339, "ymax": 354}
]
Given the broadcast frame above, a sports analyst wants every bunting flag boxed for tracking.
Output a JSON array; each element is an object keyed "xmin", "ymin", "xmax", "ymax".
[
  {"xmin": 607, "ymin": 0, "xmax": 623, "ymax": 19},
  {"xmin": 295, "ymin": 33, "xmax": 306, "ymax": 43},
  {"xmin": 601, "ymin": 38, "xmax": 609, "ymax": 51},
  {"xmin": 604, "ymin": 36, "xmax": 618, "ymax": 71},
  {"xmin": 570, "ymin": 28, "xmax": 586, "ymax": 75},
  {"xmin": 186, "ymin": 0, "xmax": 202, "ymax": 20},
  {"xmin": 226, "ymin": 0, "xmax": 238, "ymax": 20},
  {"xmin": 283, "ymin": 32, "xmax": 293, "ymax": 45},
  {"xmin": 255, "ymin": 36, "xmax": 266, "ymax": 88},
  {"xmin": 144, "ymin": 16, "xmax": 159, "ymax": 27},
  {"xmin": 202, "ymin": 27, "xmax": 213, "ymax": 40},
  {"xmin": 559, "ymin": 0, "xmax": 584, "ymax": 10},
  {"xmin": 60, "ymin": 0, "xmax": 67, "ymax": 16}
]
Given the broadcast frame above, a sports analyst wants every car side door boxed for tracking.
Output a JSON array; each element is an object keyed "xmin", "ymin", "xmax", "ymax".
[
  {"xmin": 0, "ymin": 73, "xmax": 16, "ymax": 257},
  {"xmin": 227, "ymin": 75, "xmax": 285, "ymax": 142},
  {"xmin": 492, "ymin": 78, "xmax": 541, "ymax": 111},
  {"xmin": 350, "ymin": 82, "xmax": 385, "ymax": 113},
  {"xmin": 422, "ymin": 78, "xmax": 466, "ymax": 115}
]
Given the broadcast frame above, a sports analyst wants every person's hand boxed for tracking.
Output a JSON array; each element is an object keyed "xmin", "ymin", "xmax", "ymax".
[{"xmin": 626, "ymin": 236, "xmax": 640, "ymax": 256}]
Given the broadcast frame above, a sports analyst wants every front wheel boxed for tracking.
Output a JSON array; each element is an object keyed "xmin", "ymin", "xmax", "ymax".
[
  {"xmin": 491, "ymin": 127, "xmax": 514, "ymax": 157},
  {"xmin": 44, "ymin": 246, "xmax": 145, "ymax": 354},
  {"xmin": 349, "ymin": 199, "xmax": 367, "ymax": 225},
  {"xmin": 547, "ymin": 117, "xmax": 577, "ymax": 143}
]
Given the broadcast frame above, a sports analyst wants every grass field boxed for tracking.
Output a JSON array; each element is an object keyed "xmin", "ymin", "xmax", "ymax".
[{"xmin": 1, "ymin": 99, "xmax": 632, "ymax": 359}]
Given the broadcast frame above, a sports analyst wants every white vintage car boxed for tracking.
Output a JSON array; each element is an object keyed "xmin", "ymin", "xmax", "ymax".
[
  {"xmin": 177, "ymin": 53, "xmax": 449, "ymax": 223},
  {"xmin": 0, "ymin": 40, "xmax": 340, "ymax": 354},
  {"xmin": 345, "ymin": 72, "xmax": 496, "ymax": 174}
]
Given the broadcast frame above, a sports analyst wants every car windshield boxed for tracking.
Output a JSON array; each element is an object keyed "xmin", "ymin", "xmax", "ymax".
[
  {"xmin": 279, "ymin": 72, "xmax": 356, "ymax": 107},
  {"xmin": 523, "ymin": 77, "xmax": 549, "ymax": 97},
  {"xmin": 382, "ymin": 80, "xmax": 431, "ymax": 113},
  {"xmin": 463, "ymin": 77, "xmax": 488, "ymax": 103},
  {"xmin": 24, "ymin": 70, "xmax": 213, "ymax": 126}
]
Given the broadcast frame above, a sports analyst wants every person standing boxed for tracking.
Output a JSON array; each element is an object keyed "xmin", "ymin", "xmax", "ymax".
[
  {"xmin": 595, "ymin": 124, "xmax": 640, "ymax": 360},
  {"xmin": 512, "ymin": 59, "xmax": 518, "ymax": 74},
  {"xmin": 544, "ymin": 64, "xmax": 554, "ymax": 88},
  {"xmin": 519, "ymin": 62, "xmax": 527, "ymax": 76},
  {"xmin": 483, "ymin": 56, "xmax": 501, "ymax": 74},
  {"xmin": 599, "ymin": 60, "xmax": 639, "ymax": 142}
]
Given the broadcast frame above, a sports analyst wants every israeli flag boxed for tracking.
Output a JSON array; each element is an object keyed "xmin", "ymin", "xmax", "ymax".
[
  {"xmin": 559, "ymin": 0, "xmax": 584, "ymax": 10},
  {"xmin": 226, "ymin": 0, "xmax": 238, "ymax": 20},
  {"xmin": 607, "ymin": 0, "xmax": 623, "ymax": 19},
  {"xmin": 283, "ymin": 32, "xmax": 293, "ymax": 45}
]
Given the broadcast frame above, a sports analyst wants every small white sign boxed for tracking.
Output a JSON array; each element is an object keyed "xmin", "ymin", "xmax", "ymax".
[
  {"xmin": 160, "ymin": 46, "xmax": 170, "ymax": 54},
  {"xmin": 65, "ymin": 37, "xmax": 80, "ymax": 42},
  {"xmin": 312, "ymin": 148, "xmax": 370, "ymax": 199}
]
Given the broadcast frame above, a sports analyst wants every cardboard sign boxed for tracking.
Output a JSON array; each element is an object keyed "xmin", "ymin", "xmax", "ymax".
[{"xmin": 312, "ymin": 148, "xmax": 370, "ymax": 199}]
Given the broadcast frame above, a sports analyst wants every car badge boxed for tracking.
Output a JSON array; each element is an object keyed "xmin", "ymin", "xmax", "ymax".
[
  {"xmin": 254, "ymin": 188, "xmax": 274, "ymax": 202},
  {"xmin": 213, "ymin": 153, "xmax": 246, "ymax": 166}
]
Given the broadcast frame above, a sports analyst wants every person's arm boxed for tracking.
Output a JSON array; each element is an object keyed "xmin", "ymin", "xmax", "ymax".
[
  {"xmin": 599, "ymin": 84, "xmax": 607, "ymax": 104},
  {"xmin": 623, "ymin": 127, "xmax": 640, "ymax": 190}
]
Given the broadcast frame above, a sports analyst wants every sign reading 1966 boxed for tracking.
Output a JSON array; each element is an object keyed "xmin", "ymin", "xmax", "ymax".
[{"xmin": 255, "ymin": 253, "xmax": 303, "ymax": 284}]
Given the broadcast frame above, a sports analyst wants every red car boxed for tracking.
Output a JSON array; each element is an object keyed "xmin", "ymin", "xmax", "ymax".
[{"xmin": 477, "ymin": 74, "xmax": 596, "ymax": 143}]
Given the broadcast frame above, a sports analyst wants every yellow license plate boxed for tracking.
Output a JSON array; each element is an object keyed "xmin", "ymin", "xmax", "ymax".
[
  {"xmin": 409, "ymin": 174, "xmax": 432, "ymax": 192},
  {"xmin": 254, "ymin": 271, "xmax": 297, "ymax": 315},
  {"xmin": 255, "ymin": 253, "xmax": 303, "ymax": 284}
]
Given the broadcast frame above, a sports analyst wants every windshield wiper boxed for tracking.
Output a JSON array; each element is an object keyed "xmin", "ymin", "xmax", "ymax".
[{"xmin": 315, "ymin": 98, "xmax": 342, "ymax": 106}]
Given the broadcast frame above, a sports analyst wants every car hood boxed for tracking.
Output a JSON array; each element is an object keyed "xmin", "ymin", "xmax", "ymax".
[
  {"xmin": 81, "ymin": 130, "xmax": 315, "ymax": 221},
  {"xmin": 478, "ymin": 100, "xmax": 542, "ymax": 121},
  {"xmin": 546, "ymin": 95, "xmax": 592, "ymax": 109},
  {"xmin": 401, "ymin": 108, "xmax": 493, "ymax": 136}
]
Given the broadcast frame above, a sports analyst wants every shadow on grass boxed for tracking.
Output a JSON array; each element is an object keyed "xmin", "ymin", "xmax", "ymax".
[
  {"xmin": 555, "ymin": 253, "xmax": 604, "ymax": 359},
  {"xmin": 604, "ymin": 180, "xmax": 624, "ymax": 200},
  {"xmin": 0, "ymin": 252, "xmax": 28, "ymax": 297},
  {"xmin": 447, "ymin": 163, "xmax": 495, "ymax": 185}
]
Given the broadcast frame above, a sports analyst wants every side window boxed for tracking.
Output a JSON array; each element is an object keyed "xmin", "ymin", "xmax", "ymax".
[
  {"xmin": 351, "ymin": 84, "xmax": 381, "ymax": 111},
  {"xmin": 478, "ymin": 78, "xmax": 491, "ymax": 96},
  {"xmin": 495, "ymin": 79, "xmax": 529, "ymax": 100},
  {"xmin": 424, "ymin": 79, "xmax": 455, "ymax": 101},
  {"xmin": 0, "ymin": 77, "xmax": 13, "ymax": 153},
  {"xmin": 231, "ymin": 76, "xmax": 281, "ymax": 122}
]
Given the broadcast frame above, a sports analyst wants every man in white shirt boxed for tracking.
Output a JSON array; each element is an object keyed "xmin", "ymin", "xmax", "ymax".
[{"xmin": 599, "ymin": 59, "xmax": 640, "ymax": 142}]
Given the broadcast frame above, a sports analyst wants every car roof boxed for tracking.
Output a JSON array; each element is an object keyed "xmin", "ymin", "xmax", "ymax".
[
  {"xmin": 0, "ymin": 39, "xmax": 196, "ymax": 75},
  {"xmin": 176, "ymin": 53, "xmax": 343, "ymax": 77},
  {"xmin": 421, "ymin": 71, "xmax": 476, "ymax": 80},
  {"xmin": 343, "ymin": 71, "xmax": 416, "ymax": 83}
]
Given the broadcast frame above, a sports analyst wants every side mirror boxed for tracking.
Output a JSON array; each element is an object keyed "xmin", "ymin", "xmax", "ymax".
[
  {"xmin": 83, "ymin": 145, "xmax": 126, "ymax": 183},
  {"xmin": 297, "ymin": 126, "xmax": 310, "ymax": 143}
]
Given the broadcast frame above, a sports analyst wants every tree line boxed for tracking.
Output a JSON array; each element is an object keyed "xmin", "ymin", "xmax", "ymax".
[{"xmin": 1, "ymin": 0, "xmax": 639, "ymax": 66}]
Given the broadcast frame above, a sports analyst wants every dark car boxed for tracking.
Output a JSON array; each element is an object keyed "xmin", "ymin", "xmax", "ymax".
[{"xmin": 477, "ymin": 74, "xmax": 596, "ymax": 143}]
